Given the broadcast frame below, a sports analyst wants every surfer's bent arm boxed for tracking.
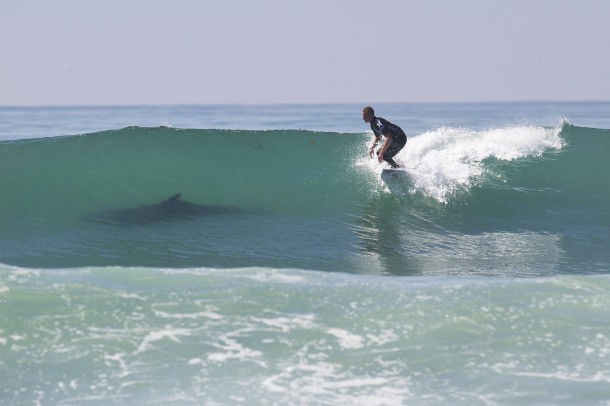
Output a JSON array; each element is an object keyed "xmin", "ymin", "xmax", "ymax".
[{"xmin": 369, "ymin": 135, "xmax": 381, "ymax": 157}]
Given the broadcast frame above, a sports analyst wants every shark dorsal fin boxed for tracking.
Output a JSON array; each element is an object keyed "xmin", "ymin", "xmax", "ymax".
[{"xmin": 163, "ymin": 193, "xmax": 182, "ymax": 205}]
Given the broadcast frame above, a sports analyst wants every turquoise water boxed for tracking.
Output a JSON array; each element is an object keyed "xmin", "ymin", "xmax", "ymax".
[
  {"xmin": 2, "ymin": 266, "xmax": 610, "ymax": 404},
  {"xmin": 1, "ymin": 103, "xmax": 610, "ymax": 404}
]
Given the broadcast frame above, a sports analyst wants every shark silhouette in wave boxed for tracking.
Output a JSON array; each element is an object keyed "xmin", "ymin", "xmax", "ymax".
[{"xmin": 86, "ymin": 193, "xmax": 243, "ymax": 226}]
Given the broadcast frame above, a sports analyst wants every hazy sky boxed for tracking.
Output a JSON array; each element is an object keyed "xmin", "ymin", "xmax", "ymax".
[{"xmin": 1, "ymin": 0, "xmax": 609, "ymax": 106}]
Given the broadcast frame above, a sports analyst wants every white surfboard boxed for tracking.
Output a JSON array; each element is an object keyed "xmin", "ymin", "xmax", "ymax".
[
  {"xmin": 379, "ymin": 168, "xmax": 414, "ymax": 195},
  {"xmin": 380, "ymin": 168, "xmax": 408, "ymax": 181}
]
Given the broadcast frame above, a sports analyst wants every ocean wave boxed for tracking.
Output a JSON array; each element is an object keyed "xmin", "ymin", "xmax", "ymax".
[{"xmin": 1, "ymin": 124, "xmax": 609, "ymax": 273}]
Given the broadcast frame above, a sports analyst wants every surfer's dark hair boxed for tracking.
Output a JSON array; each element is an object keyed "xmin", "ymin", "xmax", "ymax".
[{"xmin": 363, "ymin": 106, "xmax": 374, "ymax": 115}]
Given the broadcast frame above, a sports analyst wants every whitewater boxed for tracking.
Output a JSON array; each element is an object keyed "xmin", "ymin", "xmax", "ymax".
[{"xmin": 1, "ymin": 102, "xmax": 610, "ymax": 404}]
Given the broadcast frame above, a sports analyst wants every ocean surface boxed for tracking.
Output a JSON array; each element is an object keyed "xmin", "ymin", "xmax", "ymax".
[{"xmin": 1, "ymin": 102, "xmax": 610, "ymax": 404}]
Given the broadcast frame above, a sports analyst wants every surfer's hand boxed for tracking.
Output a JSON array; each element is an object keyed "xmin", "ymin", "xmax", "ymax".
[
  {"xmin": 369, "ymin": 147, "xmax": 375, "ymax": 158},
  {"xmin": 377, "ymin": 154, "xmax": 384, "ymax": 163}
]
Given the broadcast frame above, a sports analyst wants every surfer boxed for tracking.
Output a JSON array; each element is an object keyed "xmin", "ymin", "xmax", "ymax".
[{"xmin": 362, "ymin": 106, "xmax": 407, "ymax": 169}]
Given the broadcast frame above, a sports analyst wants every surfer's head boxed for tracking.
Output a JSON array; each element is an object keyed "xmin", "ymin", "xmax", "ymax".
[{"xmin": 362, "ymin": 106, "xmax": 375, "ymax": 123}]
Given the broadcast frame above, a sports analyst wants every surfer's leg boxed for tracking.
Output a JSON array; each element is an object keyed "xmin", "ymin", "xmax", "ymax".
[
  {"xmin": 385, "ymin": 157, "xmax": 400, "ymax": 169},
  {"xmin": 382, "ymin": 143, "xmax": 405, "ymax": 168}
]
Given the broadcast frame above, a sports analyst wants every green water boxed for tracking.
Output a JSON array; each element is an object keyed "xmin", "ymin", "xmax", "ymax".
[{"xmin": 1, "ymin": 124, "xmax": 609, "ymax": 274}]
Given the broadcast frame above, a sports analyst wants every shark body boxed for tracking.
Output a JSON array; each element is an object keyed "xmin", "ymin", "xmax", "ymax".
[{"xmin": 86, "ymin": 193, "xmax": 242, "ymax": 226}]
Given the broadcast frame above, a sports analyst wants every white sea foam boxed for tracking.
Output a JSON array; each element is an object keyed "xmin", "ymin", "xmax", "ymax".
[
  {"xmin": 366, "ymin": 124, "xmax": 564, "ymax": 202},
  {"xmin": 261, "ymin": 360, "xmax": 412, "ymax": 404},
  {"xmin": 253, "ymin": 314, "xmax": 317, "ymax": 332},
  {"xmin": 153, "ymin": 307, "xmax": 223, "ymax": 320},
  {"xmin": 247, "ymin": 270, "xmax": 306, "ymax": 284},
  {"xmin": 136, "ymin": 328, "xmax": 192, "ymax": 353},
  {"xmin": 328, "ymin": 328, "xmax": 365, "ymax": 349},
  {"xmin": 207, "ymin": 333, "xmax": 264, "ymax": 364}
]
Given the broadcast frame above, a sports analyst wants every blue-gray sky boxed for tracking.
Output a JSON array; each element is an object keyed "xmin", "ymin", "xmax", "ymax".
[{"xmin": 1, "ymin": 0, "xmax": 609, "ymax": 105}]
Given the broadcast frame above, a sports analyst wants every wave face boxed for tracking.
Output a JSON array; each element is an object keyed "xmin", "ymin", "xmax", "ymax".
[{"xmin": 1, "ymin": 124, "xmax": 609, "ymax": 275}]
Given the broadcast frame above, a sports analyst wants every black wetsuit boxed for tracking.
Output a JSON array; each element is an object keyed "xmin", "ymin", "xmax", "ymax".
[{"xmin": 371, "ymin": 117, "xmax": 407, "ymax": 168}]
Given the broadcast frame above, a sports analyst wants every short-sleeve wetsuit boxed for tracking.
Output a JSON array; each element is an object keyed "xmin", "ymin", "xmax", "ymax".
[{"xmin": 371, "ymin": 117, "xmax": 407, "ymax": 168}]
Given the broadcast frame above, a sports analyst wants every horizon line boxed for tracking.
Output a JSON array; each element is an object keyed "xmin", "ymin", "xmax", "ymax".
[{"xmin": 1, "ymin": 99, "xmax": 609, "ymax": 109}]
